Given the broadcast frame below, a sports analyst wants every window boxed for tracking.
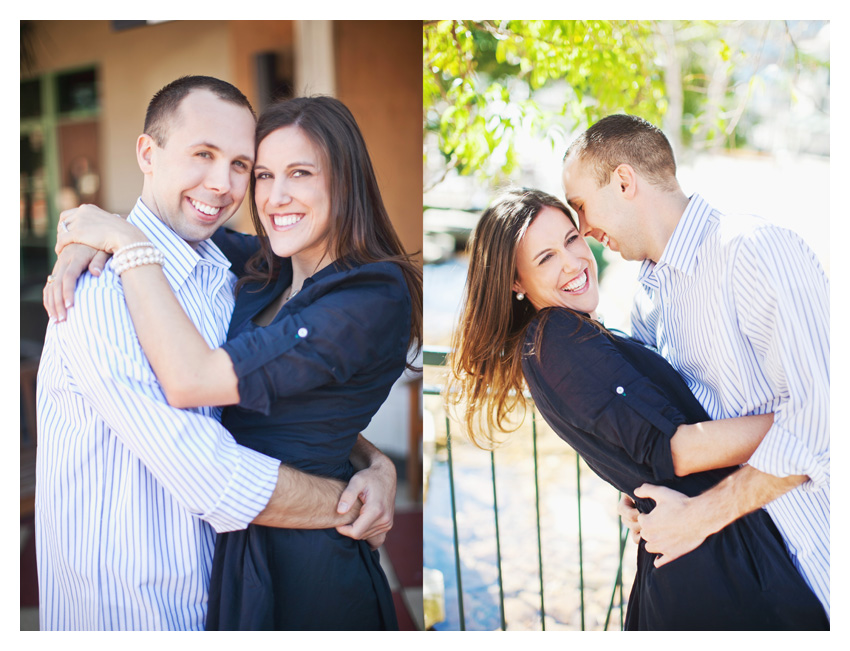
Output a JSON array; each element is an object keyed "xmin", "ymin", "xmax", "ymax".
[{"xmin": 20, "ymin": 66, "xmax": 100, "ymax": 346}]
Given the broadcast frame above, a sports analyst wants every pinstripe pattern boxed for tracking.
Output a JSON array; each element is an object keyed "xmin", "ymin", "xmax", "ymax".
[
  {"xmin": 35, "ymin": 199, "xmax": 280, "ymax": 630},
  {"xmin": 631, "ymin": 194, "xmax": 830, "ymax": 617}
]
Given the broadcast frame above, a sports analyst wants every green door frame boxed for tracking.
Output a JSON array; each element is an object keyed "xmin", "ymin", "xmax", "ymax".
[{"xmin": 20, "ymin": 66, "xmax": 100, "ymax": 275}]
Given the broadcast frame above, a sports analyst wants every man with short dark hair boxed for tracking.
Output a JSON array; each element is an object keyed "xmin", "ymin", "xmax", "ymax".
[
  {"xmin": 37, "ymin": 76, "xmax": 397, "ymax": 630},
  {"xmin": 561, "ymin": 114, "xmax": 830, "ymax": 618}
]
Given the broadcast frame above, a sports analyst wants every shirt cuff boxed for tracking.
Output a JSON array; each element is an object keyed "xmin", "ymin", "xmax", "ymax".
[
  {"xmin": 748, "ymin": 423, "xmax": 829, "ymax": 491},
  {"xmin": 200, "ymin": 446, "xmax": 280, "ymax": 533},
  {"xmin": 613, "ymin": 385, "xmax": 680, "ymax": 482},
  {"xmin": 222, "ymin": 314, "xmax": 307, "ymax": 416}
]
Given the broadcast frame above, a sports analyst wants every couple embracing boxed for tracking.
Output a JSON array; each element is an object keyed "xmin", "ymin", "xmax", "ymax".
[
  {"xmin": 38, "ymin": 75, "xmax": 421, "ymax": 630},
  {"xmin": 449, "ymin": 114, "xmax": 829, "ymax": 630}
]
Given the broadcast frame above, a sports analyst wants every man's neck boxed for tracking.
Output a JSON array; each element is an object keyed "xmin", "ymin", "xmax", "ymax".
[{"xmin": 644, "ymin": 188, "xmax": 690, "ymax": 263}]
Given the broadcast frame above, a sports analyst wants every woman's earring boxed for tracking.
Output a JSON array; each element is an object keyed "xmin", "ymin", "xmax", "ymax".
[{"xmin": 516, "ymin": 292, "xmax": 525, "ymax": 301}]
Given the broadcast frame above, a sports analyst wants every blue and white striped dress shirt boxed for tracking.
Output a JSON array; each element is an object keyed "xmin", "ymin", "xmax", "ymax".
[
  {"xmin": 35, "ymin": 199, "xmax": 280, "ymax": 630},
  {"xmin": 630, "ymin": 194, "xmax": 830, "ymax": 617}
]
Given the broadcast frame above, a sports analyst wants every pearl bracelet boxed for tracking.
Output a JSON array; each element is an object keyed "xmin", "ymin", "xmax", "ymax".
[{"xmin": 112, "ymin": 241, "xmax": 165, "ymax": 276}]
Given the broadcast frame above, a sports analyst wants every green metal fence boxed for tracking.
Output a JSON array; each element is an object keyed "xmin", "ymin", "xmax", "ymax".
[{"xmin": 424, "ymin": 346, "xmax": 631, "ymax": 631}]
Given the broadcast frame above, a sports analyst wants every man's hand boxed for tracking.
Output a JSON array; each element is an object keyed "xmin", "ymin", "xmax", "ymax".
[
  {"xmin": 617, "ymin": 494, "xmax": 642, "ymax": 544},
  {"xmin": 336, "ymin": 455, "xmax": 397, "ymax": 549},
  {"xmin": 634, "ymin": 483, "xmax": 706, "ymax": 567},
  {"xmin": 44, "ymin": 244, "xmax": 109, "ymax": 322}
]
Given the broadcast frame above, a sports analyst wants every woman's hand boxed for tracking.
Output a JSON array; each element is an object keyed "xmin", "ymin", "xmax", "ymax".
[
  {"xmin": 55, "ymin": 204, "xmax": 145, "ymax": 256},
  {"xmin": 44, "ymin": 244, "xmax": 110, "ymax": 321},
  {"xmin": 617, "ymin": 493, "xmax": 642, "ymax": 544}
]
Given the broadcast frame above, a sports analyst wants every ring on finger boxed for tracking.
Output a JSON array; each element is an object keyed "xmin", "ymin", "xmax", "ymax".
[
  {"xmin": 46, "ymin": 274, "xmax": 55, "ymax": 284},
  {"xmin": 61, "ymin": 220, "xmax": 70, "ymax": 232}
]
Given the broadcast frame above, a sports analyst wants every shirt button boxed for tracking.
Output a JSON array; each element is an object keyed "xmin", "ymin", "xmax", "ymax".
[
  {"xmin": 297, "ymin": 327, "xmax": 308, "ymax": 338},
  {"xmin": 616, "ymin": 386, "xmax": 625, "ymax": 394}
]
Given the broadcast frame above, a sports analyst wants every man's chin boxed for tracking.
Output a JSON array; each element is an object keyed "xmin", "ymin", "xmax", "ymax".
[{"xmin": 175, "ymin": 219, "xmax": 225, "ymax": 246}]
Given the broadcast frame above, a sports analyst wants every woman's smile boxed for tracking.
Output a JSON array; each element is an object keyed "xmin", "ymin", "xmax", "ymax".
[
  {"xmin": 270, "ymin": 213, "xmax": 305, "ymax": 228},
  {"xmin": 560, "ymin": 268, "xmax": 589, "ymax": 293}
]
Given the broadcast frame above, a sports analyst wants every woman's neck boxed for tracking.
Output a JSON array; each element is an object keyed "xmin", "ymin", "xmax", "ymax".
[{"xmin": 290, "ymin": 251, "xmax": 336, "ymax": 294}]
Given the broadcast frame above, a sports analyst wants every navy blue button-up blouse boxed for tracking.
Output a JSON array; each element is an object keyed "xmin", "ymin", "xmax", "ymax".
[
  {"xmin": 212, "ymin": 228, "xmax": 411, "ymax": 481},
  {"xmin": 522, "ymin": 308, "xmax": 733, "ymax": 508}
]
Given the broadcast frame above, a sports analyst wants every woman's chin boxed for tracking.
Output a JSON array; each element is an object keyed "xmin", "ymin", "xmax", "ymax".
[
  {"xmin": 533, "ymin": 290, "xmax": 599, "ymax": 315},
  {"xmin": 560, "ymin": 296, "xmax": 599, "ymax": 315},
  {"xmin": 268, "ymin": 243, "xmax": 293, "ymax": 259},
  {"xmin": 542, "ymin": 281, "xmax": 597, "ymax": 312}
]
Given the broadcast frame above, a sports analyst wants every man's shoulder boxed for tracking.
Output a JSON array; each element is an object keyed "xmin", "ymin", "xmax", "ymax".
[
  {"xmin": 46, "ymin": 268, "xmax": 158, "ymax": 386},
  {"xmin": 61, "ymin": 267, "xmax": 131, "ymax": 336},
  {"xmin": 713, "ymin": 211, "xmax": 776, "ymax": 248},
  {"xmin": 72, "ymin": 265, "xmax": 126, "ymax": 303},
  {"xmin": 711, "ymin": 204, "xmax": 809, "ymax": 245},
  {"xmin": 712, "ymin": 212, "xmax": 818, "ymax": 270}
]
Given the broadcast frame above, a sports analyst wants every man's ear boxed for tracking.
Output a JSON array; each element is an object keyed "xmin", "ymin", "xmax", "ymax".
[
  {"xmin": 136, "ymin": 134, "xmax": 156, "ymax": 174},
  {"xmin": 614, "ymin": 163, "xmax": 637, "ymax": 199}
]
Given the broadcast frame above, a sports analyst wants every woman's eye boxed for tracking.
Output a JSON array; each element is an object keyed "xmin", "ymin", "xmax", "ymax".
[
  {"xmin": 255, "ymin": 172, "xmax": 271, "ymax": 181},
  {"xmin": 292, "ymin": 169, "xmax": 311, "ymax": 178},
  {"xmin": 539, "ymin": 253, "xmax": 552, "ymax": 265}
]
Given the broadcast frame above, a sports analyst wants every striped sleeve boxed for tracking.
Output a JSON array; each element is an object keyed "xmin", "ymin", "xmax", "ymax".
[
  {"xmin": 730, "ymin": 225, "xmax": 830, "ymax": 488},
  {"xmin": 59, "ymin": 280, "xmax": 279, "ymax": 532}
]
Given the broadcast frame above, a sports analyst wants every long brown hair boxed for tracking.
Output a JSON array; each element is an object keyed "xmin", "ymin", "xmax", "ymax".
[
  {"xmin": 447, "ymin": 188, "xmax": 592, "ymax": 449},
  {"xmin": 239, "ymin": 96, "xmax": 422, "ymax": 365}
]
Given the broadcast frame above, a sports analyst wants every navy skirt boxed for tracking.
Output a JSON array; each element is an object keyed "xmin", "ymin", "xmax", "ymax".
[{"xmin": 205, "ymin": 525, "xmax": 399, "ymax": 631}]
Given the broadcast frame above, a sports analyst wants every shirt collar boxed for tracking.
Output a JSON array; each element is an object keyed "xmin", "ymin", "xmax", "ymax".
[
  {"xmin": 302, "ymin": 259, "xmax": 347, "ymax": 289},
  {"xmin": 637, "ymin": 193, "xmax": 715, "ymax": 289},
  {"xmin": 125, "ymin": 198, "xmax": 232, "ymax": 290}
]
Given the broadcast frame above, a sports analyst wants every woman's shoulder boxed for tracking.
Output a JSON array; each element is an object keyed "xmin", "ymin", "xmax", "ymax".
[
  {"xmin": 523, "ymin": 308, "xmax": 613, "ymax": 382},
  {"xmin": 320, "ymin": 259, "xmax": 410, "ymax": 300},
  {"xmin": 347, "ymin": 258, "xmax": 408, "ymax": 281}
]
